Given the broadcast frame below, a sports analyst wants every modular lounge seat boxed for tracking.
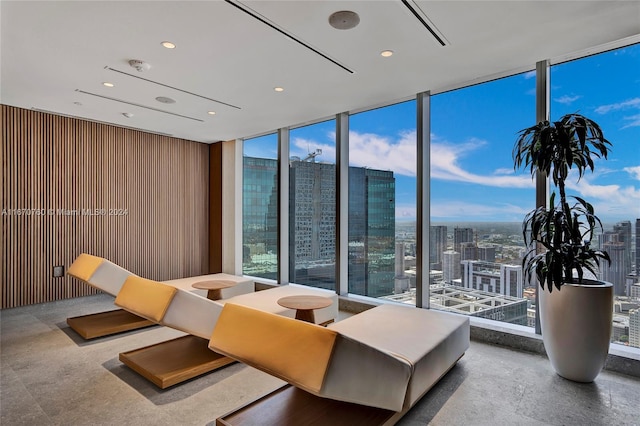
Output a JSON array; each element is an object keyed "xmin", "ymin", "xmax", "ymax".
[
  {"xmin": 66, "ymin": 253, "xmax": 253, "ymax": 339},
  {"xmin": 113, "ymin": 275, "xmax": 338, "ymax": 388},
  {"xmin": 209, "ymin": 303, "xmax": 470, "ymax": 426}
]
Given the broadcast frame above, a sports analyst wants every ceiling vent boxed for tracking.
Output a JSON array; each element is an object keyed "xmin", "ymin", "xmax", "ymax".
[
  {"xmin": 328, "ymin": 11, "xmax": 360, "ymax": 30},
  {"xmin": 129, "ymin": 59, "xmax": 151, "ymax": 72}
]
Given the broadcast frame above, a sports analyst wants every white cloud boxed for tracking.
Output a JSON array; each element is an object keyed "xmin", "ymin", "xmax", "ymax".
[
  {"xmin": 430, "ymin": 137, "xmax": 534, "ymax": 188},
  {"xmin": 564, "ymin": 174, "xmax": 640, "ymax": 220},
  {"xmin": 624, "ymin": 166, "xmax": 640, "ymax": 180},
  {"xmin": 523, "ymin": 70, "xmax": 536, "ymax": 80},
  {"xmin": 595, "ymin": 97, "xmax": 640, "ymax": 114},
  {"xmin": 395, "ymin": 203, "xmax": 416, "ymax": 220},
  {"xmin": 554, "ymin": 95, "xmax": 581, "ymax": 105},
  {"xmin": 347, "ymin": 130, "xmax": 417, "ymax": 176},
  {"xmin": 622, "ymin": 113, "xmax": 640, "ymax": 129},
  {"xmin": 293, "ymin": 130, "xmax": 535, "ymax": 189},
  {"xmin": 431, "ymin": 200, "xmax": 531, "ymax": 220},
  {"xmin": 494, "ymin": 168, "xmax": 515, "ymax": 175}
]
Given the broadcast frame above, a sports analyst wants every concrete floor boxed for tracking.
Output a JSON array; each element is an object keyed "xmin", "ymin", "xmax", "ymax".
[{"xmin": 1, "ymin": 294, "xmax": 638, "ymax": 426}]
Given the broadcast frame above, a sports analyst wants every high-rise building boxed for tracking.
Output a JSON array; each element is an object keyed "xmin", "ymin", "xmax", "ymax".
[
  {"xmin": 630, "ymin": 283, "xmax": 640, "ymax": 300},
  {"xmin": 243, "ymin": 157, "xmax": 395, "ymax": 296},
  {"xmin": 478, "ymin": 246, "xmax": 497, "ymax": 262},
  {"xmin": 348, "ymin": 167, "xmax": 396, "ymax": 297},
  {"xmin": 454, "ymin": 227, "xmax": 474, "ymax": 253},
  {"xmin": 614, "ymin": 220, "xmax": 632, "ymax": 275},
  {"xmin": 242, "ymin": 157, "xmax": 279, "ymax": 279},
  {"xmin": 635, "ymin": 219, "xmax": 640, "ymax": 272},
  {"xmin": 443, "ymin": 250, "xmax": 461, "ymax": 284},
  {"xmin": 430, "ymin": 225, "xmax": 447, "ymax": 270},
  {"xmin": 394, "ymin": 242, "xmax": 410, "ymax": 293},
  {"xmin": 461, "ymin": 260, "xmax": 524, "ymax": 298},
  {"xmin": 629, "ymin": 309, "xmax": 640, "ymax": 349},
  {"xmin": 460, "ymin": 241, "xmax": 477, "ymax": 261},
  {"xmin": 601, "ymin": 233, "xmax": 628, "ymax": 296}
]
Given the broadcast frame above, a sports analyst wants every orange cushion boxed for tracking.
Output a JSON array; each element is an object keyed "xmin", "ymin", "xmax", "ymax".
[
  {"xmin": 67, "ymin": 253, "xmax": 104, "ymax": 282},
  {"xmin": 209, "ymin": 303, "xmax": 337, "ymax": 393},
  {"xmin": 115, "ymin": 276, "xmax": 177, "ymax": 322}
]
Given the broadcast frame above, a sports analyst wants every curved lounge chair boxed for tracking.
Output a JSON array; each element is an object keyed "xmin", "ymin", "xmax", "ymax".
[
  {"xmin": 66, "ymin": 253, "xmax": 254, "ymax": 339},
  {"xmin": 110, "ymin": 270, "xmax": 338, "ymax": 388}
]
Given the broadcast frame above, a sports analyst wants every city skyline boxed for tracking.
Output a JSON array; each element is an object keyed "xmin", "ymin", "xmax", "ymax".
[{"xmin": 244, "ymin": 44, "xmax": 640, "ymax": 223}]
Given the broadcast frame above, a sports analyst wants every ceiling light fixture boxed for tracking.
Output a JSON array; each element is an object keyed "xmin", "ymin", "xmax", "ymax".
[
  {"xmin": 274, "ymin": 87, "xmax": 284, "ymax": 92},
  {"xmin": 161, "ymin": 41, "xmax": 176, "ymax": 49},
  {"xmin": 328, "ymin": 10, "xmax": 360, "ymax": 30},
  {"xmin": 207, "ymin": 111, "xmax": 216, "ymax": 115},
  {"xmin": 155, "ymin": 96, "xmax": 176, "ymax": 104},
  {"xmin": 381, "ymin": 50, "xmax": 394, "ymax": 57},
  {"xmin": 102, "ymin": 82, "xmax": 114, "ymax": 87}
]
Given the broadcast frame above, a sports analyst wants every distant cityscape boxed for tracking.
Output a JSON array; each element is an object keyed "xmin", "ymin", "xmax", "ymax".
[{"xmin": 242, "ymin": 156, "xmax": 640, "ymax": 349}]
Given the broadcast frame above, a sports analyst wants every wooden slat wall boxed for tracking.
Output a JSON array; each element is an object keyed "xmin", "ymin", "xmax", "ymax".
[{"xmin": 1, "ymin": 105, "xmax": 211, "ymax": 308}]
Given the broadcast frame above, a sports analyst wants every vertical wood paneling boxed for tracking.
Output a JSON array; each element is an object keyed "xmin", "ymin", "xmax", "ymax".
[
  {"xmin": 1, "ymin": 105, "xmax": 211, "ymax": 308},
  {"xmin": 209, "ymin": 143, "xmax": 223, "ymax": 273}
]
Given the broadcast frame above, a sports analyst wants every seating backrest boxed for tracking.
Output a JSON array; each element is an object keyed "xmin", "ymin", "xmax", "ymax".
[
  {"xmin": 114, "ymin": 276, "xmax": 177, "ymax": 322},
  {"xmin": 67, "ymin": 253, "xmax": 134, "ymax": 296},
  {"xmin": 209, "ymin": 303, "xmax": 338, "ymax": 394}
]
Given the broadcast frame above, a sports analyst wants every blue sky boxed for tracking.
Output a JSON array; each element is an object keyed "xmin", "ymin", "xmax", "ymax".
[{"xmin": 245, "ymin": 44, "xmax": 640, "ymax": 225}]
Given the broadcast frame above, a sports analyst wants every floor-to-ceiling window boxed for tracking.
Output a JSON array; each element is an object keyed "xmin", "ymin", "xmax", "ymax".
[
  {"xmin": 349, "ymin": 101, "xmax": 417, "ymax": 298},
  {"xmin": 289, "ymin": 120, "xmax": 337, "ymax": 290},
  {"xmin": 551, "ymin": 44, "xmax": 640, "ymax": 348},
  {"xmin": 242, "ymin": 133, "xmax": 278, "ymax": 280},
  {"xmin": 429, "ymin": 72, "xmax": 536, "ymax": 326}
]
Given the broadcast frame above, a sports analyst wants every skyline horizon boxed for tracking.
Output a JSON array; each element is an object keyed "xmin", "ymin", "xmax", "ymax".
[{"xmin": 244, "ymin": 43, "xmax": 639, "ymax": 224}]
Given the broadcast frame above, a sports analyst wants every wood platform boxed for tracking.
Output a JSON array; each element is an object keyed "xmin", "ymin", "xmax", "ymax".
[
  {"xmin": 119, "ymin": 335, "xmax": 235, "ymax": 389},
  {"xmin": 216, "ymin": 384, "xmax": 401, "ymax": 426},
  {"xmin": 67, "ymin": 309, "xmax": 154, "ymax": 339}
]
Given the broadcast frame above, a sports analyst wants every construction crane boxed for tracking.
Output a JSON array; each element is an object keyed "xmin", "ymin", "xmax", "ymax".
[{"xmin": 302, "ymin": 148, "xmax": 322, "ymax": 162}]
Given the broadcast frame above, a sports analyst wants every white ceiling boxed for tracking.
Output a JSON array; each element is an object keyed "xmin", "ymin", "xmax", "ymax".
[{"xmin": 1, "ymin": 1, "xmax": 639, "ymax": 143}]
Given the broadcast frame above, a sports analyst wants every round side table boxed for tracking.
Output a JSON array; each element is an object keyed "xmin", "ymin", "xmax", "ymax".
[{"xmin": 277, "ymin": 295, "xmax": 333, "ymax": 323}]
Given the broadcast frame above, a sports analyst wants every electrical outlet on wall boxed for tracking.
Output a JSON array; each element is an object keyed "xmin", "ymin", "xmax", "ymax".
[{"xmin": 53, "ymin": 265, "xmax": 64, "ymax": 278}]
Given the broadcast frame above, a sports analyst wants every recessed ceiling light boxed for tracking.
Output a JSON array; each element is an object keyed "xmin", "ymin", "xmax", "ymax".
[
  {"xmin": 102, "ymin": 82, "xmax": 114, "ymax": 87},
  {"xmin": 73, "ymin": 102, "xmax": 82, "ymax": 106},
  {"xmin": 381, "ymin": 50, "xmax": 394, "ymax": 57},
  {"xmin": 208, "ymin": 111, "xmax": 216, "ymax": 115},
  {"xmin": 161, "ymin": 41, "xmax": 176, "ymax": 49},
  {"xmin": 274, "ymin": 87, "xmax": 284, "ymax": 92}
]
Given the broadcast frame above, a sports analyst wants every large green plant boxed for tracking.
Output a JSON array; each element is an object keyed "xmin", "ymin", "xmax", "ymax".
[{"xmin": 513, "ymin": 113, "xmax": 611, "ymax": 292}]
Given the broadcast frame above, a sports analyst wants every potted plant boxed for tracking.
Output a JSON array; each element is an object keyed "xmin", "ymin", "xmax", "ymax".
[{"xmin": 513, "ymin": 113, "xmax": 613, "ymax": 382}]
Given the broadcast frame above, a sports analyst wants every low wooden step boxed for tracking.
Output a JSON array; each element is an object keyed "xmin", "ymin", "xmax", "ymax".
[
  {"xmin": 216, "ymin": 384, "xmax": 399, "ymax": 426},
  {"xmin": 119, "ymin": 335, "xmax": 235, "ymax": 389},
  {"xmin": 67, "ymin": 309, "xmax": 154, "ymax": 339}
]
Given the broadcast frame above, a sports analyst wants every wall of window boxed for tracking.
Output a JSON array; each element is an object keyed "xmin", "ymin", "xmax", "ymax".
[
  {"xmin": 551, "ymin": 44, "xmax": 640, "ymax": 347},
  {"xmin": 242, "ymin": 133, "xmax": 278, "ymax": 280},
  {"xmin": 289, "ymin": 120, "xmax": 337, "ymax": 290},
  {"xmin": 429, "ymin": 72, "xmax": 536, "ymax": 326},
  {"xmin": 237, "ymin": 41, "xmax": 639, "ymax": 355},
  {"xmin": 349, "ymin": 101, "xmax": 417, "ymax": 298}
]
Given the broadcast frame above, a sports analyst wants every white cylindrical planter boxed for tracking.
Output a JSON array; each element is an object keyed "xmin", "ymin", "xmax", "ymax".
[{"xmin": 539, "ymin": 280, "xmax": 613, "ymax": 382}]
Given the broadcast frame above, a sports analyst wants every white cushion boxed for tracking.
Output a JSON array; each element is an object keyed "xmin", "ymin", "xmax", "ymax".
[{"xmin": 164, "ymin": 273, "xmax": 254, "ymax": 298}]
